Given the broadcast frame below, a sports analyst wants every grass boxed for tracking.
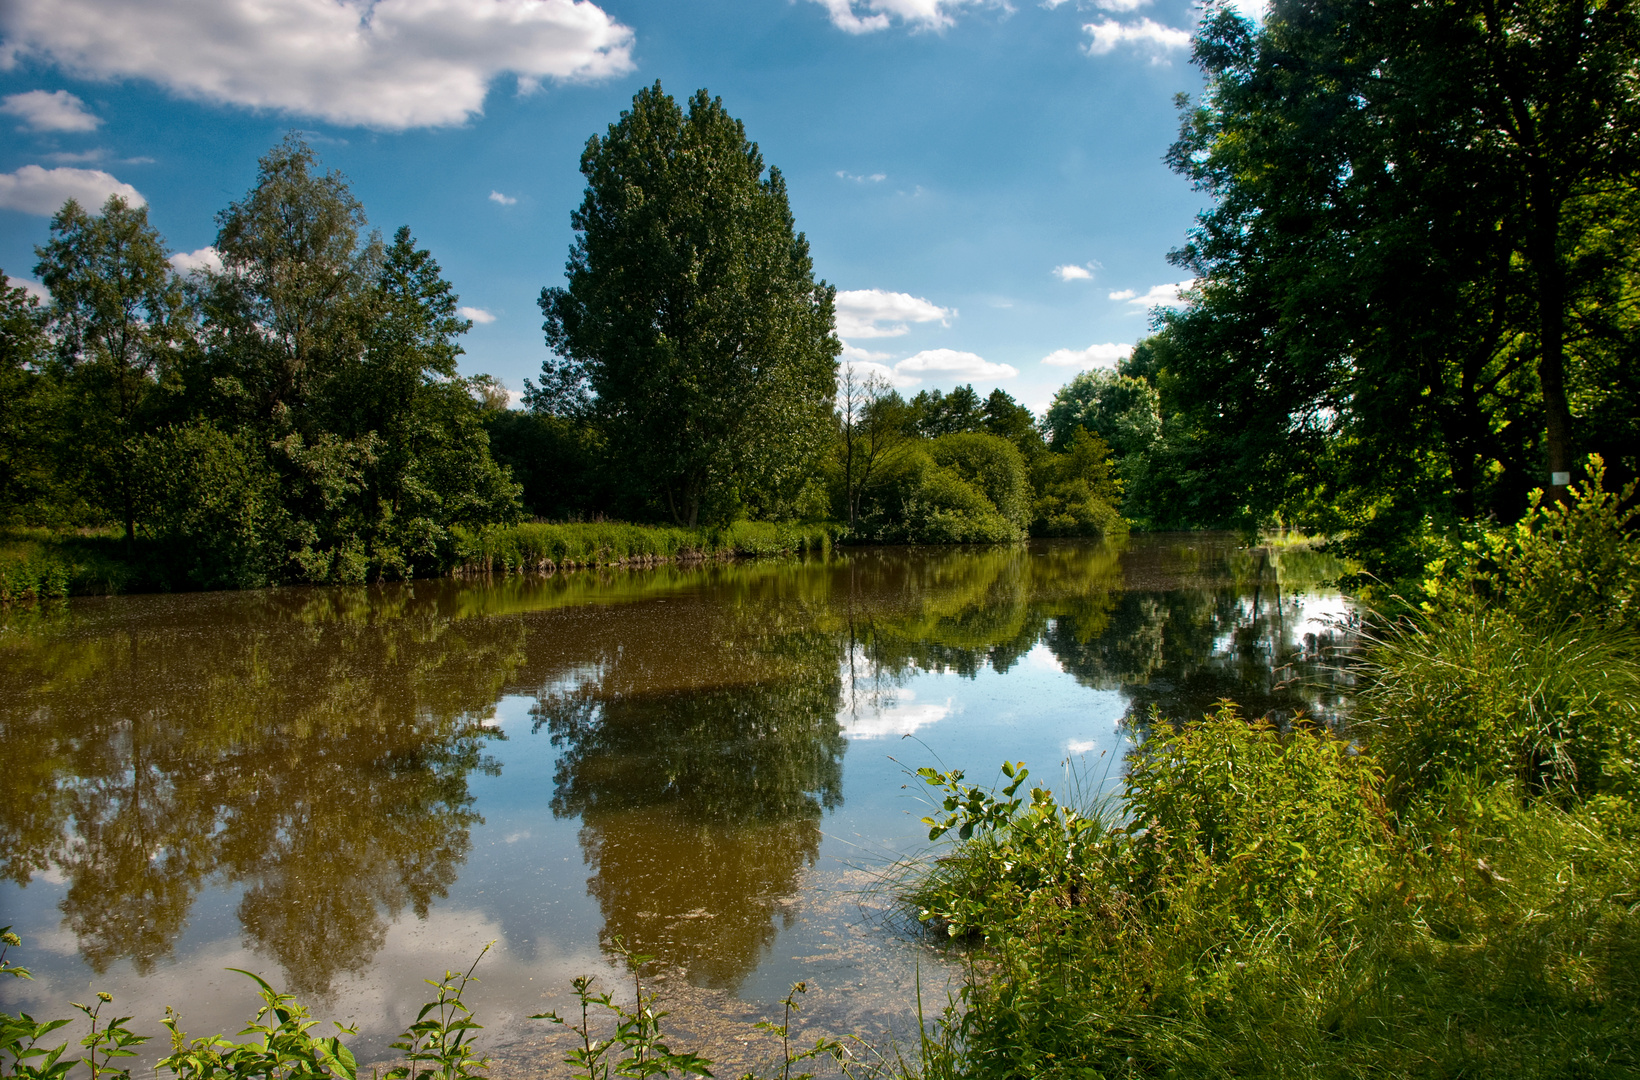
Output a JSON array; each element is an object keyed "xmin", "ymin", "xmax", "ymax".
[
  {"xmin": 0, "ymin": 528, "xmax": 148, "ymax": 606},
  {"xmin": 0, "ymin": 520, "xmax": 844, "ymax": 605},
  {"xmin": 451, "ymin": 519, "xmax": 841, "ymax": 574}
]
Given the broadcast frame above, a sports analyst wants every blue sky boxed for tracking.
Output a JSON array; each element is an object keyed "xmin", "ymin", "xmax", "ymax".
[{"xmin": 0, "ymin": 0, "xmax": 1237, "ymax": 416}]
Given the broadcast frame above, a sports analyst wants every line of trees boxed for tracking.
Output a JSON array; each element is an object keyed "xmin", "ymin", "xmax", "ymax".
[{"xmin": 3, "ymin": 136, "xmax": 520, "ymax": 588}]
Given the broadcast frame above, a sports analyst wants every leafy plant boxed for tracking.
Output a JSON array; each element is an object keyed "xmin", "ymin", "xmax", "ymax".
[
  {"xmin": 159, "ymin": 970, "xmax": 357, "ymax": 1080},
  {"xmin": 384, "ymin": 943, "xmax": 492, "ymax": 1080},
  {"xmin": 531, "ymin": 938, "xmax": 712, "ymax": 1080}
]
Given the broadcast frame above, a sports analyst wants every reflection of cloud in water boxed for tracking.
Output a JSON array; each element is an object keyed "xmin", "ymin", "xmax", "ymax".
[
  {"xmin": 1066, "ymin": 739, "xmax": 1098, "ymax": 755},
  {"xmin": 1025, "ymin": 643, "xmax": 1065, "ymax": 673},
  {"xmin": 839, "ymin": 688, "xmax": 952, "ymax": 740}
]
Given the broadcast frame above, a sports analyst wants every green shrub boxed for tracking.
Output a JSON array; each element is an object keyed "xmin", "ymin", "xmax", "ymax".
[
  {"xmin": 853, "ymin": 443, "xmax": 1023, "ymax": 544},
  {"xmin": 133, "ymin": 422, "xmax": 286, "ymax": 590},
  {"xmin": 1030, "ymin": 429, "xmax": 1126, "ymax": 538}
]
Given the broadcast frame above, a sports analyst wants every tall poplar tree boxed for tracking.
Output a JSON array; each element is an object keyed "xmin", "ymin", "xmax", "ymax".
[{"xmin": 538, "ymin": 83, "xmax": 840, "ymax": 526}]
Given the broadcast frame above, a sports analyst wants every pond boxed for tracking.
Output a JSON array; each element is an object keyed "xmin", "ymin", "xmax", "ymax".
[{"xmin": 0, "ymin": 536, "xmax": 1353, "ymax": 1076}]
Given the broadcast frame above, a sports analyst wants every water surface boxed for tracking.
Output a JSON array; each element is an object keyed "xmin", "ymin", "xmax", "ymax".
[{"xmin": 0, "ymin": 536, "xmax": 1352, "ymax": 1072}]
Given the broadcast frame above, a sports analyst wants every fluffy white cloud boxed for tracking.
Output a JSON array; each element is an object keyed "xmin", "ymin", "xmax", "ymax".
[
  {"xmin": 840, "ymin": 342, "xmax": 893, "ymax": 362},
  {"xmin": 1084, "ymin": 17, "xmax": 1191, "ymax": 57},
  {"xmin": 834, "ymin": 288, "xmax": 951, "ymax": 339},
  {"xmin": 1093, "ymin": 0, "xmax": 1151, "ymax": 10},
  {"xmin": 1115, "ymin": 279, "xmax": 1195, "ymax": 309},
  {"xmin": 839, "ymin": 359, "xmax": 920, "ymax": 389},
  {"xmin": 169, "ymin": 246, "xmax": 222, "ymax": 274},
  {"xmin": 836, "ymin": 170, "xmax": 886, "ymax": 183},
  {"xmin": 0, "ymin": 0, "xmax": 635, "ymax": 130},
  {"xmin": 1, "ymin": 89, "xmax": 100, "ymax": 132},
  {"xmin": 1054, "ymin": 264, "xmax": 1093, "ymax": 281},
  {"xmin": 488, "ymin": 190, "xmax": 517, "ymax": 205},
  {"xmin": 811, "ymin": 0, "xmax": 991, "ymax": 34},
  {"xmin": 1041, "ymin": 341, "xmax": 1132, "ymax": 369},
  {"xmin": 839, "ymin": 687, "xmax": 951, "ymax": 740},
  {"xmin": 459, "ymin": 305, "xmax": 496, "ymax": 324},
  {"xmin": 0, "ymin": 165, "xmax": 143, "ymax": 215},
  {"xmin": 896, "ymin": 348, "xmax": 1017, "ymax": 379}
]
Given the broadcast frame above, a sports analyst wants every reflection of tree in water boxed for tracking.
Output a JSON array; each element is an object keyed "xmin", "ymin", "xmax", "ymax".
[
  {"xmin": 533, "ymin": 630, "xmax": 845, "ymax": 991},
  {"xmin": 0, "ymin": 586, "xmax": 516, "ymax": 995},
  {"xmin": 1046, "ymin": 542, "xmax": 1353, "ymax": 728}
]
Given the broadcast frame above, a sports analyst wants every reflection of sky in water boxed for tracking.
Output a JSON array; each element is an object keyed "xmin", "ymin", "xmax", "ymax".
[{"xmin": 0, "ymin": 537, "xmax": 1355, "ymax": 1070}]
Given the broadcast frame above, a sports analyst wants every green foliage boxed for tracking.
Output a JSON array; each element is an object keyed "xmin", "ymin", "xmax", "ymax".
[
  {"xmin": 532, "ymin": 940, "xmax": 713, "ymax": 1080},
  {"xmin": 132, "ymin": 421, "xmax": 285, "ymax": 588},
  {"xmin": 899, "ymin": 474, "xmax": 1640, "ymax": 1077},
  {"xmin": 385, "ymin": 946, "xmax": 491, "ymax": 1080},
  {"xmin": 1158, "ymin": 0, "xmax": 1640, "ymax": 563},
  {"xmin": 539, "ymin": 82, "xmax": 839, "ymax": 527},
  {"xmin": 33, "ymin": 197, "xmax": 185, "ymax": 542},
  {"xmin": 1360, "ymin": 460, "xmax": 1640, "ymax": 804},
  {"xmin": 1028, "ymin": 429, "xmax": 1125, "ymax": 538},
  {"xmin": 0, "ymin": 274, "xmax": 55, "ymax": 526},
  {"xmin": 160, "ymin": 981, "xmax": 358, "ymax": 1080},
  {"xmin": 1123, "ymin": 707, "xmax": 1390, "ymax": 922},
  {"xmin": 851, "ymin": 435, "xmax": 1027, "ymax": 544}
]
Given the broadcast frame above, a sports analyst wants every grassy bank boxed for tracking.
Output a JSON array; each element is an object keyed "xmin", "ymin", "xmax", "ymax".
[
  {"xmin": 901, "ymin": 469, "xmax": 1640, "ymax": 1079},
  {"xmin": 0, "ymin": 520, "xmax": 844, "ymax": 606},
  {"xmin": 451, "ymin": 519, "xmax": 841, "ymax": 574},
  {"xmin": 0, "ymin": 528, "xmax": 152, "ymax": 605}
]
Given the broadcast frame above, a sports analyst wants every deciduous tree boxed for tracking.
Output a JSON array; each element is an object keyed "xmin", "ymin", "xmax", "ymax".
[{"xmin": 539, "ymin": 83, "xmax": 839, "ymax": 526}]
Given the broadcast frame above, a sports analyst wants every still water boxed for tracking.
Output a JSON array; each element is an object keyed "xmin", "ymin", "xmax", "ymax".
[{"xmin": 1, "ymin": 536, "xmax": 1352, "ymax": 1073}]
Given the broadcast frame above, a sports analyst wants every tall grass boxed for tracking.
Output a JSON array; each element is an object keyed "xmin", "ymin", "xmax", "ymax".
[
  {"xmin": 452, "ymin": 520, "xmax": 840, "ymax": 574},
  {"xmin": 0, "ymin": 529, "xmax": 144, "ymax": 606}
]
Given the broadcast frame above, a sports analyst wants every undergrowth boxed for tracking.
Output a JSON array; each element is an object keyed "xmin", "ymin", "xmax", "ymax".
[{"xmin": 900, "ymin": 460, "xmax": 1640, "ymax": 1079}]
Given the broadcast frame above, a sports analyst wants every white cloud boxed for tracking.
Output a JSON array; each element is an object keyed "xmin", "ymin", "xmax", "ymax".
[
  {"xmin": 1084, "ymin": 17, "xmax": 1191, "ymax": 57},
  {"xmin": 459, "ymin": 305, "xmax": 496, "ymax": 324},
  {"xmin": 5, "ymin": 275, "xmax": 50, "ymax": 302},
  {"xmin": 835, "ymin": 288, "xmax": 951, "ymax": 339},
  {"xmin": 836, "ymin": 170, "xmax": 887, "ymax": 183},
  {"xmin": 1115, "ymin": 279, "xmax": 1195, "ymax": 309},
  {"xmin": 841, "ymin": 342, "xmax": 893, "ymax": 362},
  {"xmin": 1, "ymin": 89, "xmax": 101, "ymax": 132},
  {"xmin": 839, "ymin": 687, "xmax": 952, "ymax": 739},
  {"xmin": 1066, "ymin": 738, "xmax": 1098, "ymax": 755},
  {"xmin": 1094, "ymin": 0, "xmax": 1152, "ymax": 10},
  {"xmin": 0, "ymin": 0, "xmax": 636, "ymax": 130},
  {"xmin": 811, "ymin": 0, "xmax": 991, "ymax": 34},
  {"xmin": 488, "ymin": 190, "xmax": 517, "ymax": 205},
  {"xmin": 1041, "ymin": 341, "xmax": 1132, "ymax": 369},
  {"xmin": 840, "ymin": 359, "xmax": 920, "ymax": 389},
  {"xmin": 896, "ymin": 348, "xmax": 1018, "ymax": 379},
  {"xmin": 1054, "ymin": 264, "xmax": 1093, "ymax": 281},
  {"xmin": 0, "ymin": 165, "xmax": 143, "ymax": 215},
  {"xmin": 169, "ymin": 246, "xmax": 223, "ymax": 274}
]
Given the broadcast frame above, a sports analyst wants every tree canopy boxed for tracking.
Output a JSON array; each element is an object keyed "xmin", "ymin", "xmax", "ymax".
[
  {"xmin": 537, "ymin": 83, "xmax": 840, "ymax": 527},
  {"xmin": 1156, "ymin": 0, "xmax": 1640, "ymax": 570}
]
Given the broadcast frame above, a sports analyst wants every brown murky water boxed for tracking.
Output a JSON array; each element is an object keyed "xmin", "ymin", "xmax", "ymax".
[{"xmin": 0, "ymin": 537, "xmax": 1353, "ymax": 1075}]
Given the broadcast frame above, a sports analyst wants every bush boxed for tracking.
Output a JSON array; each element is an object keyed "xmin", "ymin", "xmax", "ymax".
[
  {"xmin": 852, "ymin": 441, "xmax": 1024, "ymax": 544},
  {"xmin": 133, "ymin": 422, "xmax": 286, "ymax": 590},
  {"xmin": 1030, "ymin": 429, "xmax": 1126, "ymax": 538}
]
